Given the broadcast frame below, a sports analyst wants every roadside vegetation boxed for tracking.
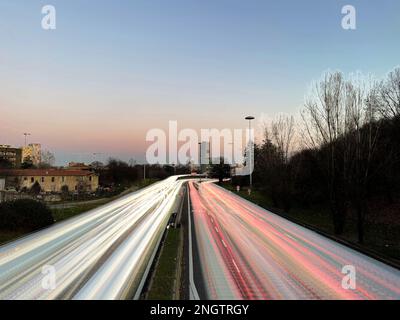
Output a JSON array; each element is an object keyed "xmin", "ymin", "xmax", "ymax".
[
  {"xmin": 230, "ymin": 67, "xmax": 400, "ymax": 263},
  {"xmin": 51, "ymin": 201, "xmax": 110, "ymax": 223},
  {"xmin": 0, "ymin": 199, "xmax": 54, "ymax": 244},
  {"xmin": 51, "ymin": 178, "xmax": 159, "ymax": 222},
  {"xmin": 146, "ymin": 227, "xmax": 182, "ymax": 300}
]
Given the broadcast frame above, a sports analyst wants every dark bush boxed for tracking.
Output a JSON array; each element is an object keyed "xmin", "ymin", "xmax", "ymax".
[
  {"xmin": 30, "ymin": 181, "xmax": 42, "ymax": 195},
  {"xmin": 0, "ymin": 199, "xmax": 54, "ymax": 231}
]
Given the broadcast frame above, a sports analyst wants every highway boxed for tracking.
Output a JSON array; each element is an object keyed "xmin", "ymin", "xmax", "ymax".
[
  {"xmin": 189, "ymin": 181, "xmax": 400, "ymax": 300},
  {"xmin": 1, "ymin": 176, "xmax": 399, "ymax": 300},
  {"xmin": 0, "ymin": 177, "xmax": 184, "ymax": 300}
]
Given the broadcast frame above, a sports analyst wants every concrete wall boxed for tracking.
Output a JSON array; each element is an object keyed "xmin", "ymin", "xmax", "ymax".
[
  {"xmin": 0, "ymin": 191, "xmax": 32, "ymax": 203},
  {"xmin": 0, "ymin": 191, "xmax": 61, "ymax": 203}
]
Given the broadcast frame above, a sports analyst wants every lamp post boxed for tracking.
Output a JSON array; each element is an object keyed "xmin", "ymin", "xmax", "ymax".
[
  {"xmin": 198, "ymin": 142, "xmax": 202, "ymax": 173},
  {"xmin": 245, "ymin": 116, "xmax": 255, "ymax": 191},
  {"xmin": 209, "ymin": 138, "xmax": 212, "ymax": 165},
  {"xmin": 23, "ymin": 133, "xmax": 31, "ymax": 146},
  {"xmin": 92, "ymin": 152, "xmax": 102, "ymax": 164}
]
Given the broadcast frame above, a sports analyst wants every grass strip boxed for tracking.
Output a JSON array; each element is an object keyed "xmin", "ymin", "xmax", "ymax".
[{"xmin": 147, "ymin": 228, "xmax": 182, "ymax": 300}]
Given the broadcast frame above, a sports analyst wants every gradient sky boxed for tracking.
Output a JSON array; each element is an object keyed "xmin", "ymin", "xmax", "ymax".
[{"xmin": 0, "ymin": 0, "xmax": 399, "ymax": 164}]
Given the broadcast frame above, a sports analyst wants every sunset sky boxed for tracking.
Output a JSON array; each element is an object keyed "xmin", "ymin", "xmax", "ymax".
[{"xmin": 1, "ymin": 0, "xmax": 399, "ymax": 165}]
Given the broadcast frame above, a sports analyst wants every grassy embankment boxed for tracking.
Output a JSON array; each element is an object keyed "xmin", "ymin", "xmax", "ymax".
[
  {"xmin": 222, "ymin": 183, "xmax": 400, "ymax": 263},
  {"xmin": 52, "ymin": 179, "xmax": 158, "ymax": 221},
  {"xmin": 146, "ymin": 227, "xmax": 182, "ymax": 300},
  {"xmin": 0, "ymin": 231, "xmax": 24, "ymax": 245}
]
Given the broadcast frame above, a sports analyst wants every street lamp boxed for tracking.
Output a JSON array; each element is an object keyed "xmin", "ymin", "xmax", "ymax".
[
  {"xmin": 23, "ymin": 133, "xmax": 31, "ymax": 146},
  {"xmin": 92, "ymin": 152, "xmax": 103, "ymax": 163},
  {"xmin": 245, "ymin": 116, "xmax": 255, "ymax": 191},
  {"xmin": 198, "ymin": 142, "xmax": 202, "ymax": 174}
]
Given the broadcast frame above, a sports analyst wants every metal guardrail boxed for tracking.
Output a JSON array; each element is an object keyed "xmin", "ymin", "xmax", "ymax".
[{"xmin": 187, "ymin": 187, "xmax": 200, "ymax": 300}]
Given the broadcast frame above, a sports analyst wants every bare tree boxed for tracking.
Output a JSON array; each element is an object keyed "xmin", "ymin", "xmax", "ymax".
[
  {"xmin": 377, "ymin": 67, "xmax": 400, "ymax": 118},
  {"xmin": 266, "ymin": 115, "xmax": 296, "ymax": 164},
  {"xmin": 343, "ymin": 77, "xmax": 381, "ymax": 243},
  {"xmin": 261, "ymin": 115, "xmax": 296, "ymax": 211},
  {"xmin": 302, "ymin": 71, "xmax": 383, "ymax": 241},
  {"xmin": 301, "ymin": 71, "xmax": 348, "ymax": 234},
  {"xmin": 39, "ymin": 150, "xmax": 56, "ymax": 168}
]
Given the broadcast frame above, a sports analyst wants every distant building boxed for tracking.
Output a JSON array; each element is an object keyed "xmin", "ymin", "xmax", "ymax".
[
  {"xmin": 22, "ymin": 143, "xmax": 41, "ymax": 166},
  {"xmin": 199, "ymin": 141, "xmax": 211, "ymax": 166},
  {"xmin": 0, "ymin": 145, "xmax": 22, "ymax": 168},
  {"xmin": 0, "ymin": 169, "xmax": 99, "ymax": 193},
  {"xmin": 67, "ymin": 162, "xmax": 91, "ymax": 171}
]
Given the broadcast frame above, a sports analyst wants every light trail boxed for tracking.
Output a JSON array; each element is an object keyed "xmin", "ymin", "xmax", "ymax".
[
  {"xmin": 189, "ymin": 181, "xmax": 400, "ymax": 300},
  {"xmin": 0, "ymin": 177, "xmax": 184, "ymax": 300}
]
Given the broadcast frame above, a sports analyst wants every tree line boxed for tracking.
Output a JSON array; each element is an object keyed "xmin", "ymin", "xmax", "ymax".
[
  {"xmin": 97, "ymin": 158, "xmax": 191, "ymax": 188},
  {"xmin": 236, "ymin": 67, "xmax": 400, "ymax": 244}
]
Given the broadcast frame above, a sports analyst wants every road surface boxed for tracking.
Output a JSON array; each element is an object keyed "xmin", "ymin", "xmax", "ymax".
[
  {"xmin": 189, "ymin": 181, "xmax": 400, "ymax": 299},
  {"xmin": 0, "ymin": 177, "xmax": 184, "ymax": 300}
]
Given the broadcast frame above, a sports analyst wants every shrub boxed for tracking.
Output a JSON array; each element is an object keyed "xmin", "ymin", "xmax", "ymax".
[
  {"xmin": 0, "ymin": 199, "xmax": 54, "ymax": 231},
  {"xmin": 30, "ymin": 181, "xmax": 42, "ymax": 195}
]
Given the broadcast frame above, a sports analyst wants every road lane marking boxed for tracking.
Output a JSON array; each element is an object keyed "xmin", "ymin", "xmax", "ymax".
[
  {"xmin": 232, "ymin": 259, "xmax": 241, "ymax": 273},
  {"xmin": 284, "ymin": 233, "xmax": 298, "ymax": 243}
]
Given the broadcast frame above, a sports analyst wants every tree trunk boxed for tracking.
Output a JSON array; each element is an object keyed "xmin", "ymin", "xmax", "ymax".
[
  {"xmin": 330, "ymin": 181, "xmax": 346, "ymax": 235},
  {"xmin": 356, "ymin": 199, "xmax": 366, "ymax": 244}
]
